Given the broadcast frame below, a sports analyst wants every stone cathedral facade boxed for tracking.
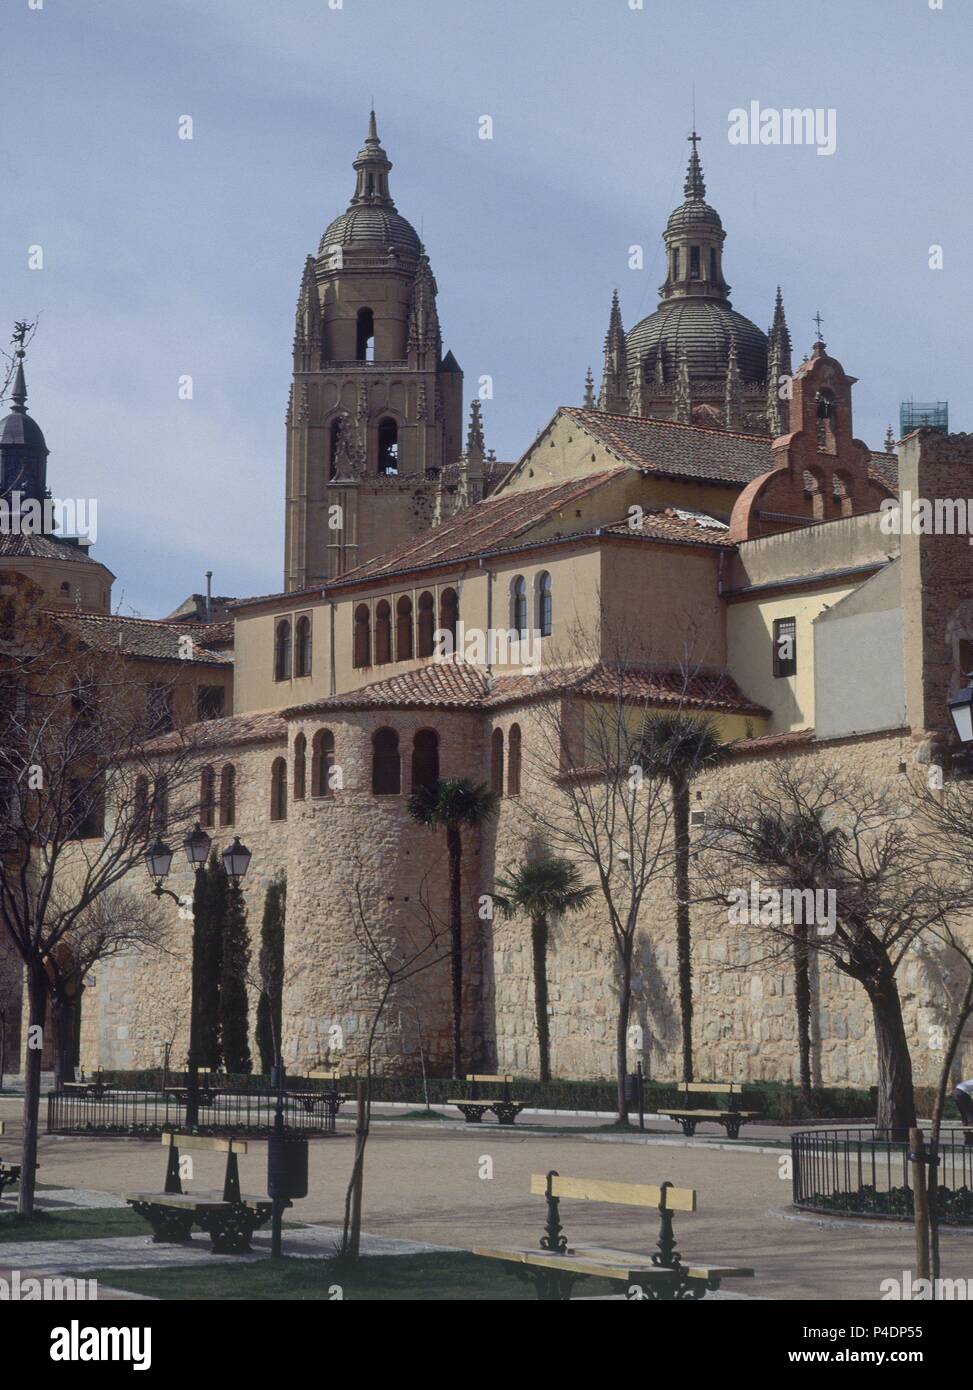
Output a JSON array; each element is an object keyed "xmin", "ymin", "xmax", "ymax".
[{"xmin": 4, "ymin": 116, "xmax": 973, "ymax": 1094}]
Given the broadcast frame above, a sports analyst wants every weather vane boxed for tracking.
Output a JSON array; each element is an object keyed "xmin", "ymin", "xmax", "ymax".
[{"xmin": 11, "ymin": 320, "xmax": 35, "ymax": 358}]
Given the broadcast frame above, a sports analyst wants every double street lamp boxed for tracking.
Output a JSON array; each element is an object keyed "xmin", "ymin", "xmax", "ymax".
[
  {"xmin": 144, "ymin": 825, "xmax": 252, "ymax": 895},
  {"xmin": 143, "ymin": 824, "xmax": 253, "ymax": 1127}
]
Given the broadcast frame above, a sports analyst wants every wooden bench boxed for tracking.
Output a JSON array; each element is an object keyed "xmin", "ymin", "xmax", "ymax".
[
  {"xmin": 162, "ymin": 1068, "xmax": 225, "ymax": 1107},
  {"xmin": 287, "ymin": 1069, "xmax": 352, "ymax": 1118},
  {"xmin": 474, "ymin": 1170, "xmax": 755, "ymax": 1301},
  {"xmin": 448, "ymin": 1074, "xmax": 525, "ymax": 1125},
  {"xmin": 125, "ymin": 1132, "xmax": 271, "ymax": 1253},
  {"xmin": 657, "ymin": 1082, "xmax": 760, "ymax": 1139},
  {"xmin": 0, "ymin": 1121, "xmax": 22, "ymax": 1200}
]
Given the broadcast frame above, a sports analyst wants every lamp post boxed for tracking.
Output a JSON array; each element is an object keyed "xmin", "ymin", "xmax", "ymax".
[{"xmin": 144, "ymin": 826, "xmax": 253, "ymax": 1127}]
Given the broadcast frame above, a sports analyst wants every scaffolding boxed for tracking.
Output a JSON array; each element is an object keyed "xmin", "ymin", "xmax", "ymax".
[{"xmin": 899, "ymin": 400, "xmax": 949, "ymax": 436}]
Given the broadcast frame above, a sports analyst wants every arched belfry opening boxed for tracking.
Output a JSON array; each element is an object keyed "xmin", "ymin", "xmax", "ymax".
[
  {"xmin": 377, "ymin": 418, "xmax": 399, "ymax": 475},
  {"xmin": 356, "ymin": 308, "xmax": 375, "ymax": 362}
]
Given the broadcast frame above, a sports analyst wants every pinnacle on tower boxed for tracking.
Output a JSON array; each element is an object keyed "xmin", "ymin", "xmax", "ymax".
[
  {"xmin": 583, "ymin": 367, "xmax": 596, "ymax": 410},
  {"xmin": 724, "ymin": 336, "xmax": 743, "ymax": 430},
  {"xmin": 598, "ymin": 289, "xmax": 628, "ymax": 413},
  {"xmin": 351, "ymin": 108, "xmax": 394, "ymax": 206},
  {"xmin": 768, "ymin": 286, "xmax": 792, "ymax": 377},
  {"xmin": 466, "ymin": 398, "xmax": 485, "ymax": 462},
  {"xmin": 685, "ymin": 129, "xmax": 706, "ymax": 200},
  {"xmin": 674, "ymin": 351, "xmax": 692, "ymax": 424},
  {"xmin": 885, "ymin": 425, "xmax": 895, "ymax": 454}
]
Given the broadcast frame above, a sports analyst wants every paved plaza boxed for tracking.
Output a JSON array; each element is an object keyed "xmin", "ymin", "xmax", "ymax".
[{"xmin": 2, "ymin": 1096, "xmax": 966, "ymax": 1301}]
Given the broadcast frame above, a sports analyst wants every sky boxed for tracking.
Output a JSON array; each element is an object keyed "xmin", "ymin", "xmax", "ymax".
[{"xmin": 1, "ymin": 0, "xmax": 969, "ymax": 616}]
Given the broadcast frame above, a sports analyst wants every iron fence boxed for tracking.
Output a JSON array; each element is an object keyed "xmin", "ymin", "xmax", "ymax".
[
  {"xmin": 792, "ymin": 1127, "xmax": 973, "ymax": 1225},
  {"xmin": 47, "ymin": 1086, "xmax": 339, "ymax": 1137}
]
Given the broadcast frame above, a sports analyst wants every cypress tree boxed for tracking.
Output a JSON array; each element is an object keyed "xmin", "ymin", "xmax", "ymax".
[
  {"xmin": 191, "ymin": 852, "xmax": 225, "ymax": 1069},
  {"xmin": 255, "ymin": 872, "xmax": 286, "ymax": 1075},
  {"xmin": 220, "ymin": 877, "xmax": 252, "ymax": 1074}
]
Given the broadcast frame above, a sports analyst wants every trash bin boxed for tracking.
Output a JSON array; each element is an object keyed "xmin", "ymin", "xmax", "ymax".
[
  {"xmin": 624, "ymin": 1072, "xmax": 639, "ymax": 1105},
  {"xmin": 267, "ymin": 1133, "xmax": 309, "ymax": 1200}
]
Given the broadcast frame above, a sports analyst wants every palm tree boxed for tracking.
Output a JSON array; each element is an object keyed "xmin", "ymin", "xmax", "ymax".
[
  {"xmin": 494, "ymin": 858, "xmax": 595, "ymax": 1082},
  {"xmin": 636, "ymin": 713, "xmax": 723, "ymax": 1083},
  {"xmin": 407, "ymin": 778, "xmax": 498, "ymax": 1078}
]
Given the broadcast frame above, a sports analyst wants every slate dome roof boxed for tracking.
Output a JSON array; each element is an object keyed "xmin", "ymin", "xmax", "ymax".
[
  {"xmin": 627, "ymin": 299, "xmax": 768, "ymax": 383},
  {"xmin": 318, "ymin": 204, "xmax": 422, "ymax": 258}
]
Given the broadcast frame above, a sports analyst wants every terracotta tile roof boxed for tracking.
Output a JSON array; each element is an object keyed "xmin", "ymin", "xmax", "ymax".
[
  {"xmin": 143, "ymin": 709, "xmax": 287, "ymax": 754},
  {"xmin": 561, "ymin": 409, "xmax": 773, "ymax": 486},
  {"xmin": 869, "ymin": 452, "xmax": 898, "ymax": 492},
  {"xmin": 54, "ymin": 612, "xmax": 233, "ymax": 666},
  {"xmin": 286, "ymin": 658, "xmax": 767, "ymax": 718},
  {"xmin": 328, "ymin": 470, "xmax": 625, "ymax": 588},
  {"xmin": 727, "ymin": 728, "xmax": 814, "ymax": 755},
  {"xmin": 600, "ymin": 506, "xmax": 732, "ymax": 548}
]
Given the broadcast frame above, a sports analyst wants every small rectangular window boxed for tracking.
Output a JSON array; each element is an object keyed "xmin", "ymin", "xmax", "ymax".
[
  {"xmin": 690, "ymin": 246, "xmax": 701, "ymax": 280},
  {"xmin": 773, "ymin": 618, "xmax": 797, "ymax": 678}
]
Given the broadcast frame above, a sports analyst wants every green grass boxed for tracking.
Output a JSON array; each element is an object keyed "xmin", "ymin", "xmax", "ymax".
[
  {"xmin": 0, "ymin": 1205, "xmax": 149, "ymax": 1242},
  {"xmin": 84, "ymin": 1251, "xmax": 619, "ymax": 1301},
  {"xmin": 399, "ymin": 1109, "xmax": 449, "ymax": 1121}
]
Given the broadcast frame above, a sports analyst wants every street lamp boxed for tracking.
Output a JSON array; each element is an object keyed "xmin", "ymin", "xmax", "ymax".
[
  {"xmin": 222, "ymin": 835, "xmax": 253, "ymax": 882},
  {"xmin": 948, "ymin": 682, "xmax": 973, "ymax": 746}
]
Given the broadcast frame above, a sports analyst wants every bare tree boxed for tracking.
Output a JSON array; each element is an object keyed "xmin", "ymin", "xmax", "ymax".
[
  {"xmin": 44, "ymin": 884, "xmax": 170, "ymax": 1085},
  {"xmin": 0, "ymin": 579, "xmax": 203, "ymax": 1213},
  {"xmin": 699, "ymin": 760, "xmax": 963, "ymax": 1140},
  {"xmin": 338, "ymin": 866, "xmax": 451, "ymax": 1260},
  {"xmin": 514, "ymin": 629, "xmax": 708, "ymax": 1121}
]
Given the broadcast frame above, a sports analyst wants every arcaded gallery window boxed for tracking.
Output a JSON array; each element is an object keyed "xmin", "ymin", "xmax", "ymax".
[
  {"xmin": 490, "ymin": 728, "xmax": 504, "ymax": 797},
  {"xmin": 396, "ymin": 595, "xmax": 413, "ymax": 661},
  {"xmin": 375, "ymin": 600, "xmax": 392, "ymax": 664},
  {"xmin": 274, "ymin": 618, "xmax": 292, "ymax": 681},
  {"xmin": 353, "ymin": 604, "xmax": 371, "ymax": 668},
  {"xmin": 439, "ymin": 588, "xmax": 459, "ymax": 651},
  {"xmin": 295, "ymin": 615, "xmax": 312, "ymax": 677},
  {"xmin": 536, "ymin": 571, "xmax": 552, "ymax": 637},
  {"xmin": 377, "ymin": 418, "xmax": 399, "ymax": 475},
  {"xmin": 417, "ymin": 591, "xmax": 435, "ymax": 658},
  {"xmin": 372, "ymin": 727, "xmax": 401, "ymax": 795},
  {"xmin": 512, "ymin": 576, "xmax": 527, "ymax": 636},
  {"xmin": 199, "ymin": 765, "xmax": 216, "ymax": 828},
  {"xmin": 356, "ymin": 307, "xmax": 375, "ymax": 362},
  {"xmin": 507, "ymin": 723, "xmax": 522, "ymax": 797}
]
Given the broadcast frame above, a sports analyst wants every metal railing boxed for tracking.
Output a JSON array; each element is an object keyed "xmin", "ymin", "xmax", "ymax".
[
  {"xmin": 792, "ymin": 1127, "xmax": 973, "ymax": 1225},
  {"xmin": 47, "ymin": 1086, "xmax": 339, "ymax": 1137}
]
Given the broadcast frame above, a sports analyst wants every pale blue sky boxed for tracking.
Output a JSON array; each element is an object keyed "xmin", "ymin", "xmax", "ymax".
[{"xmin": 1, "ymin": 0, "xmax": 969, "ymax": 615}]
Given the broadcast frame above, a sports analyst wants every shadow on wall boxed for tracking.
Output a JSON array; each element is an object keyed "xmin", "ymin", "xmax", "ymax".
[{"xmin": 631, "ymin": 931, "xmax": 679, "ymax": 1081}]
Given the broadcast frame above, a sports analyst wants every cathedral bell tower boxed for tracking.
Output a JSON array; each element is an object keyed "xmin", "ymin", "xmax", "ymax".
[{"xmin": 285, "ymin": 113, "xmax": 464, "ymax": 588}]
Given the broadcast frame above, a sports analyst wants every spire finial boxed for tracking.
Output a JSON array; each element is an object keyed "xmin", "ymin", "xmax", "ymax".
[
  {"xmin": 8, "ymin": 320, "xmax": 34, "ymax": 412},
  {"xmin": 813, "ymin": 309, "xmax": 825, "ymax": 344},
  {"xmin": 684, "ymin": 129, "xmax": 705, "ymax": 200},
  {"xmin": 367, "ymin": 108, "xmax": 379, "ymax": 144}
]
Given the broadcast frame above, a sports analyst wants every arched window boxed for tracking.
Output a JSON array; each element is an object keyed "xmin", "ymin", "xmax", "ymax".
[
  {"xmin": 312, "ymin": 728, "xmax": 336, "ymax": 796},
  {"xmin": 537, "ymin": 571, "xmax": 552, "ymax": 637},
  {"xmin": 372, "ymin": 727, "xmax": 401, "ymax": 795},
  {"xmin": 356, "ymin": 308, "xmax": 374, "ymax": 362},
  {"xmin": 219, "ymin": 764, "xmax": 236, "ymax": 827},
  {"xmin": 134, "ymin": 775, "xmax": 149, "ymax": 828},
  {"xmin": 329, "ymin": 419, "xmax": 341, "ymax": 479},
  {"xmin": 507, "ymin": 724, "xmax": 521, "ymax": 797},
  {"xmin": 295, "ymin": 616, "xmax": 312, "ymax": 677},
  {"xmin": 375, "ymin": 600, "xmax": 392, "ymax": 664},
  {"xmin": 396, "ymin": 595, "xmax": 413, "ymax": 661},
  {"xmin": 294, "ymin": 733, "xmax": 307, "ymax": 800},
  {"xmin": 411, "ymin": 729, "xmax": 439, "ymax": 792},
  {"xmin": 417, "ymin": 591, "xmax": 435, "ymax": 658},
  {"xmin": 353, "ymin": 605, "xmax": 371, "ymax": 668},
  {"xmin": 832, "ymin": 470, "xmax": 853, "ymax": 518},
  {"xmin": 377, "ymin": 418, "xmax": 399, "ymax": 475},
  {"xmin": 512, "ymin": 576, "xmax": 527, "ymax": 636},
  {"xmin": 690, "ymin": 245, "xmax": 701, "ymax": 280},
  {"xmin": 490, "ymin": 729, "xmax": 504, "ymax": 797},
  {"xmin": 199, "ymin": 765, "xmax": 216, "ymax": 828},
  {"xmin": 274, "ymin": 619, "xmax": 292, "ymax": 681},
  {"xmin": 152, "ymin": 776, "xmax": 168, "ymax": 834},
  {"xmin": 270, "ymin": 757, "xmax": 288, "ymax": 821},
  {"xmin": 439, "ymin": 588, "xmax": 459, "ymax": 651}
]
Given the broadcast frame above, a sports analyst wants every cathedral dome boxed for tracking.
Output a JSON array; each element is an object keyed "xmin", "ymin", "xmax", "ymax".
[
  {"xmin": 318, "ymin": 203, "xmax": 422, "ymax": 258},
  {"xmin": 665, "ymin": 198, "xmax": 724, "ymax": 236},
  {"xmin": 0, "ymin": 407, "xmax": 47, "ymax": 453},
  {"xmin": 627, "ymin": 299, "xmax": 768, "ymax": 383}
]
